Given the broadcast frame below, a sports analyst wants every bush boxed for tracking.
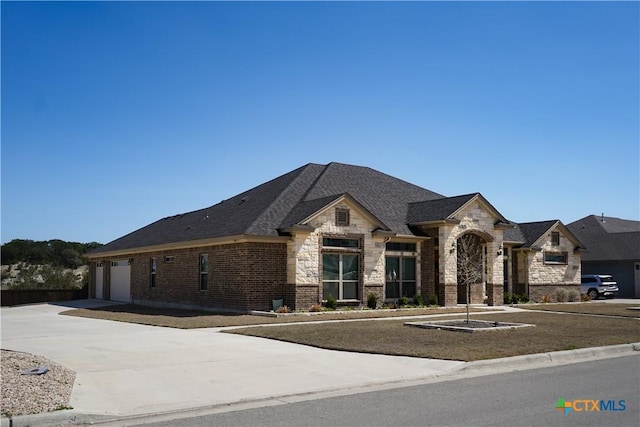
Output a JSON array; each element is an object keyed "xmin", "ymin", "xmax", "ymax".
[
  {"xmin": 554, "ymin": 288, "xmax": 568, "ymax": 302},
  {"xmin": 367, "ymin": 293, "xmax": 378, "ymax": 309},
  {"xmin": 541, "ymin": 294, "xmax": 552, "ymax": 304},
  {"xmin": 275, "ymin": 305, "xmax": 291, "ymax": 314},
  {"xmin": 581, "ymin": 293, "xmax": 591, "ymax": 302},
  {"xmin": 397, "ymin": 296, "xmax": 409, "ymax": 307},
  {"xmin": 308, "ymin": 303, "xmax": 322, "ymax": 312},
  {"xmin": 324, "ymin": 294, "xmax": 338, "ymax": 310},
  {"xmin": 427, "ymin": 294, "xmax": 438, "ymax": 306},
  {"xmin": 413, "ymin": 294, "xmax": 424, "ymax": 307},
  {"xmin": 504, "ymin": 292, "xmax": 513, "ymax": 304},
  {"xmin": 567, "ymin": 289, "xmax": 581, "ymax": 302}
]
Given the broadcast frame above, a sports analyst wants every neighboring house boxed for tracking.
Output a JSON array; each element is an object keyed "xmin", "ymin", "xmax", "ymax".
[
  {"xmin": 86, "ymin": 162, "xmax": 584, "ymax": 311},
  {"xmin": 568, "ymin": 215, "xmax": 640, "ymax": 298}
]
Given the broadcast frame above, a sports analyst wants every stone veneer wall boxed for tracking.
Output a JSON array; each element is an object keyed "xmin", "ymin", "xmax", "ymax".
[
  {"xmin": 437, "ymin": 200, "xmax": 505, "ymax": 306},
  {"xmin": 522, "ymin": 228, "xmax": 581, "ymax": 302},
  {"xmin": 287, "ymin": 201, "xmax": 387, "ymax": 309}
]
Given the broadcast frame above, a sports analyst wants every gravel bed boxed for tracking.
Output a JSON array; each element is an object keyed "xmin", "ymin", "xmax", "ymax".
[{"xmin": 1, "ymin": 349, "xmax": 75, "ymax": 418}]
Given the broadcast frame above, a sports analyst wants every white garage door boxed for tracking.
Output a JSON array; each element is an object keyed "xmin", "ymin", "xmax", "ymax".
[
  {"xmin": 95, "ymin": 263, "xmax": 104, "ymax": 299},
  {"xmin": 110, "ymin": 260, "xmax": 131, "ymax": 302}
]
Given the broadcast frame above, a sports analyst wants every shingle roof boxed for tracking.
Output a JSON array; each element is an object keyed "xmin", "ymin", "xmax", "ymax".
[
  {"xmin": 406, "ymin": 194, "xmax": 478, "ymax": 224},
  {"xmin": 567, "ymin": 215, "xmax": 640, "ymax": 261},
  {"xmin": 91, "ymin": 162, "xmax": 445, "ymax": 254},
  {"xmin": 515, "ymin": 220, "xmax": 559, "ymax": 248}
]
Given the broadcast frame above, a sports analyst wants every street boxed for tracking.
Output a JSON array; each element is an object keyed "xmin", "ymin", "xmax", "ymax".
[{"xmin": 133, "ymin": 355, "xmax": 639, "ymax": 427}]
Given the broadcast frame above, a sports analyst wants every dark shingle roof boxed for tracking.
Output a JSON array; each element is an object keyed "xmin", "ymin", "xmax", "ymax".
[
  {"xmin": 568, "ymin": 215, "xmax": 640, "ymax": 261},
  {"xmin": 91, "ymin": 162, "xmax": 445, "ymax": 254},
  {"xmin": 514, "ymin": 220, "xmax": 559, "ymax": 248},
  {"xmin": 406, "ymin": 194, "xmax": 478, "ymax": 224}
]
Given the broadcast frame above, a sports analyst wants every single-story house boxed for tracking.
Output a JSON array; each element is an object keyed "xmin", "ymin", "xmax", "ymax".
[
  {"xmin": 568, "ymin": 215, "xmax": 640, "ymax": 298},
  {"xmin": 87, "ymin": 162, "xmax": 585, "ymax": 311}
]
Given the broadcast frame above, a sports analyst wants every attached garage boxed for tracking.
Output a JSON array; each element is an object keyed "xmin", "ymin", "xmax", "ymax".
[{"xmin": 110, "ymin": 260, "xmax": 131, "ymax": 302}]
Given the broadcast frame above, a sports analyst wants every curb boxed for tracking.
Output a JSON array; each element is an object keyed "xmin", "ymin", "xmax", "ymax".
[
  {"xmin": 457, "ymin": 342, "xmax": 640, "ymax": 374},
  {"xmin": 5, "ymin": 343, "xmax": 639, "ymax": 427}
]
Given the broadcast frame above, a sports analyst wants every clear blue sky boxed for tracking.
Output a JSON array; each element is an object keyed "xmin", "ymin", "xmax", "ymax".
[{"xmin": 2, "ymin": 1, "xmax": 638, "ymax": 245}]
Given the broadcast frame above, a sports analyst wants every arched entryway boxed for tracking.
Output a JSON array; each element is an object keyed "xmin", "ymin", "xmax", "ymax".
[{"xmin": 456, "ymin": 232, "xmax": 489, "ymax": 304}]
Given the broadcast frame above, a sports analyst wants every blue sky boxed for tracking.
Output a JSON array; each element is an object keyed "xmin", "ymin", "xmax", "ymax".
[{"xmin": 2, "ymin": 1, "xmax": 638, "ymax": 245}]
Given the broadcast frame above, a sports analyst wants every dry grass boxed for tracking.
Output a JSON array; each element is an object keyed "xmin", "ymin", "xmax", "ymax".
[
  {"xmin": 520, "ymin": 302, "xmax": 640, "ymax": 318},
  {"xmin": 60, "ymin": 304, "xmax": 481, "ymax": 328},
  {"xmin": 228, "ymin": 311, "xmax": 640, "ymax": 361}
]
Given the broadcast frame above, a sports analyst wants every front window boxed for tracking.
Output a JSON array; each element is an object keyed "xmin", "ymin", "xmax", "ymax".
[
  {"xmin": 385, "ymin": 256, "xmax": 416, "ymax": 298},
  {"xmin": 322, "ymin": 253, "xmax": 359, "ymax": 300},
  {"xmin": 199, "ymin": 254, "xmax": 209, "ymax": 290},
  {"xmin": 544, "ymin": 252, "xmax": 567, "ymax": 265},
  {"xmin": 551, "ymin": 232, "xmax": 560, "ymax": 246}
]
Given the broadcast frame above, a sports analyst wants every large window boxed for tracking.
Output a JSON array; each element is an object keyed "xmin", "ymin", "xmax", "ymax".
[
  {"xmin": 385, "ymin": 256, "xmax": 416, "ymax": 298},
  {"xmin": 199, "ymin": 254, "xmax": 209, "ymax": 290},
  {"xmin": 322, "ymin": 253, "xmax": 359, "ymax": 300}
]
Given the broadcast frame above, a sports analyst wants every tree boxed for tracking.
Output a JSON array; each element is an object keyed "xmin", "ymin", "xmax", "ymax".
[{"xmin": 457, "ymin": 233, "xmax": 484, "ymax": 323}]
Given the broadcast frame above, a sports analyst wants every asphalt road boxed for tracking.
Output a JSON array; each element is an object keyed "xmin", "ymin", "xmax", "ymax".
[{"xmin": 134, "ymin": 355, "xmax": 640, "ymax": 427}]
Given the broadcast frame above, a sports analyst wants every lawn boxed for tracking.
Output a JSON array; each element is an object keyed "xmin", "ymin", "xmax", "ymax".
[
  {"xmin": 227, "ymin": 311, "xmax": 640, "ymax": 361},
  {"xmin": 519, "ymin": 302, "xmax": 640, "ymax": 318}
]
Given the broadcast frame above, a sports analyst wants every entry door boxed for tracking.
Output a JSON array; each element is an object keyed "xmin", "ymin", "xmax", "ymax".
[
  {"xmin": 110, "ymin": 260, "xmax": 131, "ymax": 302},
  {"xmin": 95, "ymin": 263, "xmax": 104, "ymax": 299}
]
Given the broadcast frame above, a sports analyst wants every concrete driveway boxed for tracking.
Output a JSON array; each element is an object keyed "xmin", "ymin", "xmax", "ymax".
[{"xmin": 1, "ymin": 301, "xmax": 463, "ymax": 417}]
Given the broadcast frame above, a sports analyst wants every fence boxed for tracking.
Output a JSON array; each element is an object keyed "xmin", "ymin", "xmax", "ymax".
[{"xmin": 1, "ymin": 287, "xmax": 88, "ymax": 306}]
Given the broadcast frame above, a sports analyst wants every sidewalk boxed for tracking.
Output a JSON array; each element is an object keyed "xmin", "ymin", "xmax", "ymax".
[{"xmin": 2, "ymin": 301, "xmax": 638, "ymax": 427}]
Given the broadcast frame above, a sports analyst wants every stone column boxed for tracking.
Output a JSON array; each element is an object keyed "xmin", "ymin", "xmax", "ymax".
[
  {"xmin": 486, "ymin": 238, "xmax": 504, "ymax": 306},
  {"xmin": 440, "ymin": 226, "xmax": 458, "ymax": 306}
]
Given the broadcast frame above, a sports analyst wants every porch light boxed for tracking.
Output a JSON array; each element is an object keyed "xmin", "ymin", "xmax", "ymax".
[
  {"xmin": 450, "ymin": 241, "xmax": 456, "ymax": 254},
  {"xmin": 497, "ymin": 244, "xmax": 503, "ymax": 257}
]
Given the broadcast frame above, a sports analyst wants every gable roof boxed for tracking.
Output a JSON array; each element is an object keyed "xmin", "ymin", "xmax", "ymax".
[
  {"xmin": 567, "ymin": 215, "xmax": 640, "ymax": 261},
  {"xmin": 90, "ymin": 162, "xmax": 445, "ymax": 255},
  {"xmin": 507, "ymin": 220, "xmax": 586, "ymax": 250},
  {"xmin": 406, "ymin": 193, "xmax": 510, "ymax": 226}
]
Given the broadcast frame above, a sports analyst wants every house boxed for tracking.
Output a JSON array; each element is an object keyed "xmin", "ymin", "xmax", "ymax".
[
  {"xmin": 568, "ymin": 215, "xmax": 640, "ymax": 298},
  {"xmin": 86, "ymin": 162, "xmax": 584, "ymax": 311}
]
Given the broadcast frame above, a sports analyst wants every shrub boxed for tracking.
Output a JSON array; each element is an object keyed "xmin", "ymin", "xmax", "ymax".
[
  {"xmin": 324, "ymin": 294, "xmax": 338, "ymax": 310},
  {"xmin": 554, "ymin": 288, "xmax": 568, "ymax": 302},
  {"xmin": 427, "ymin": 294, "xmax": 438, "ymax": 306},
  {"xmin": 367, "ymin": 293, "xmax": 378, "ymax": 309},
  {"xmin": 413, "ymin": 294, "xmax": 424, "ymax": 307},
  {"xmin": 567, "ymin": 289, "xmax": 581, "ymax": 302},
  {"xmin": 275, "ymin": 305, "xmax": 291, "ymax": 314},
  {"xmin": 397, "ymin": 296, "xmax": 409, "ymax": 307},
  {"xmin": 511, "ymin": 293, "xmax": 529, "ymax": 304},
  {"xmin": 504, "ymin": 292, "xmax": 513, "ymax": 304},
  {"xmin": 308, "ymin": 303, "xmax": 322, "ymax": 312},
  {"xmin": 581, "ymin": 293, "xmax": 591, "ymax": 302},
  {"xmin": 541, "ymin": 294, "xmax": 552, "ymax": 304}
]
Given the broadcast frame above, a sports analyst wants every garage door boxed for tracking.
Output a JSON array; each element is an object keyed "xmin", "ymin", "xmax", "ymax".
[{"xmin": 110, "ymin": 260, "xmax": 131, "ymax": 302}]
